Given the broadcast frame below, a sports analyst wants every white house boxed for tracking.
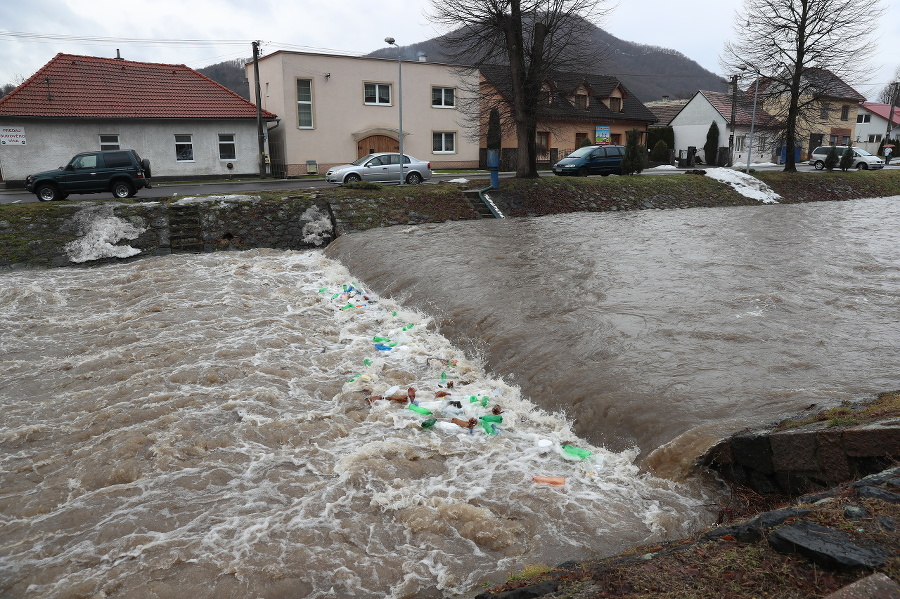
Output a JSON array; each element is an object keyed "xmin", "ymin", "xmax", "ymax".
[
  {"xmin": 0, "ymin": 53, "xmax": 276, "ymax": 186},
  {"xmin": 855, "ymin": 102, "xmax": 900, "ymax": 153},
  {"xmin": 245, "ymin": 51, "xmax": 481, "ymax": 177},
  {"xmin": 669, "ymin": 89, "xmax": 779, "ymax": 166}
]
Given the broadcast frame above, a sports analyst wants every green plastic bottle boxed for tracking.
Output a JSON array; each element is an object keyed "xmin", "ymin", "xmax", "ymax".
[
  {"xmin": 480, "ymin": 420, "xmax": 498, "ymax": 435},
  {"xmin": 480, "ymin": 396, "xmax": 489, "ymax": 407},
  {"xmin": 373, "ymin": 336, "xmax": 390, "ymax": 343},
  {"xmin": 408, "ymin": 404, "xmax": 433, "ymax": 415},
  {"xmin": 421, "ymin": 419, "xmax": 437, "ymax": 429},
  {"xmin": 562, "ymin": 445, "xmax": 592, "ymax": 460},
  {"xmin": 479, "ymin": 414, "xmax": 503, "ymax": 423}
]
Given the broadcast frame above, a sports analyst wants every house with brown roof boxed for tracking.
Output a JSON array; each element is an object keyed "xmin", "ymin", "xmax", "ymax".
[
  {"xmin": 0, "ymin": 52, "xmax": 276, "ymax": 185},
  {"xmin": 478, "ymin": 66, "xmax": 658, "ymax": 167},
  {"xmin": 855, "ymin": 102, "xmax": 900, "ymax": 154},
  {"xmin": 669, "ymin": 89, "xmax": 782, "ymax": 166}
]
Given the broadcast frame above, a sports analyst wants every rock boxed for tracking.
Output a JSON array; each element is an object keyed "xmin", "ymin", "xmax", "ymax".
[
  {"xmin": 768, "ymin": 521, "xmax": 889, "ymax": 570},
  {"xmin": 474, "ymin": 580, "xmax": 558, "ymax": 599},
  {"xmin": 843, "ymin": 505, "xmax": 869, "ymax": 520},
  {"xmin": 856, "ymin": 485, "xmax": 900, "ymax": 504},
  {"xmin": 704, "ymin": 507, "xmax": 811, "ymax": 543},
  {"xmin": 823, "ymin": 573, "xmax": 900, "ymax": 598}
]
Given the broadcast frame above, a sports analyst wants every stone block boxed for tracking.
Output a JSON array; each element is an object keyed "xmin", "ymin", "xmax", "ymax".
[
  {"xmin": 768, "ymin": 521, "xmax": 889, "ymax": 570},
  {"xmin": 823, "ymin": 573, "xmax": 900, "ymax": 598},
  {"xmin": 843, "ymin": 425, "xmax": 900, "ymax": 458},
  {"xmin": 770, "ymin": 430, "xmax": 819, "ymax": 472},
  {"xmin": 731, "ymin": 432, "xmax": 774, "ymax": 474},
  {"xmin": 816, "ymin": 430, "xmax": 852, "ymax": 482}
]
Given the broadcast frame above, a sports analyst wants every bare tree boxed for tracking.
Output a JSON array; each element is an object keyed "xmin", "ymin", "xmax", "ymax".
[
  {"xmin": 428, "ymin": 0, "xmax": 614, "ymax": 178},
  {"xmin": 877, "ymin": 68, "xmax": 900, "ymax": 104},
  {"xmin": 721, "ymin": 0, "xmax": 884, "ymax": 171}
]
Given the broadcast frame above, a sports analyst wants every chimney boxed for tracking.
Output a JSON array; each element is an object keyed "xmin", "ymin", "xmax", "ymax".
[
  {"xmin": 417, "ymin": 52, "xmax": 427, "ymax": 62},
  {"xmin": 115, "ymin": 49, "xmax": 124, "ymax": 60},
  {"xmin": 662, "ymin": 95, "xmax": 669, "ymax": 101}
]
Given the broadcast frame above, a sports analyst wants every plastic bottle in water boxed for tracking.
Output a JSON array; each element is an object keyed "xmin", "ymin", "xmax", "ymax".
[
  {"xmin": 562, "ymin": 445, "xmax": 592, "ymax": 460},
  {"xmin": 408, "ymin": 404, "xmax": 433, "ymax": 415},
  {"xmin": 421, "ymin": 419, "xmax": 437, "ymax": 429}
]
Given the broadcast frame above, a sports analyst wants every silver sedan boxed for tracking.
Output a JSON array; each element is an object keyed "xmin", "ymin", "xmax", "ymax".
[{"xmin": 325, "ymin": 153, "xmax": 432, "ymax": 185}]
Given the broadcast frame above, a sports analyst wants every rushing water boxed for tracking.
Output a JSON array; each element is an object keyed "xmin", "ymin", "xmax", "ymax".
[{"xmin": 2, "ymin": 197, "xmax": 899, "ymax": 598}]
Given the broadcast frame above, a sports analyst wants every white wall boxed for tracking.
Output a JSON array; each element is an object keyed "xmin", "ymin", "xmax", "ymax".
[
  {"xmin": 854, "ymin": 108, "xmax": 892, "ymax": 153},
  {"xmin": 0, "ymin": 118, "xmax": 262, "ymax": 182}
]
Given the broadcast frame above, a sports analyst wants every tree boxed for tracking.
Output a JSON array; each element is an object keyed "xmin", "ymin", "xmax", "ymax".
[
  {"xmin": 428, "ymin": 0, "xmax": 614, "ymax": 178},
  {"xmin": 824, "ymin": 145, "xmax": 839, "ymax": 171},
  {"xmin": 487, "ymin": 107, "xmax": 502, "ymax": 151},
  {"xmin": 877, "ymin": 68, "xmax": 900, "ymax": 104},
  {"xmin": 621, "ymin": 129, "xmax": 645, "ymax": 175},
  {"xmin": 838, "ymin": 143, "xmax": 854, "ymax": 171},
  {"xmin": 650, "ymin": 140, "xmax": 669, "ymax": 163},
  {"xmin": 703, "ymin": 122, "xmax": 720, "ymax": 166},
  {"xmin": 721, "ymin": 0, "xmax": 884, "ymax": 172}
]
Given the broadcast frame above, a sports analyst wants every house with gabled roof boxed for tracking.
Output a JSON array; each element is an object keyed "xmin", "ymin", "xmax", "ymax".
[
  {"xmin": 669, "ymin": 89, "xmax": 782, "ymax": 165},
  {"xmin": 478, "ymin": 66, "xmax": 658, "ymax": 167},
  {"xmin": 0, "ymin": 52, "xmax": 277, "ymax": 186},
  {"xmin": 855, "ymin": 102, "xmax": 900, "ymax": 154}
]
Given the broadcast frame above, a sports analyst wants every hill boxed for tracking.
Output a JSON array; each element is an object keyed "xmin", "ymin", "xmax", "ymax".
[
  {"xmin": 366, "ymin": 25, "xmax": 726, "ymax": 103},
  {"xmin": 197, "ymin": 59, "xmax": 251, "ymax": 100}
]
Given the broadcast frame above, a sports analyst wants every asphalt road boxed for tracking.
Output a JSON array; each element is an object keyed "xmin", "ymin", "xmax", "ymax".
[{"xmin": 0, "ymin": 163, "xmax": 873, "ymax": 204}]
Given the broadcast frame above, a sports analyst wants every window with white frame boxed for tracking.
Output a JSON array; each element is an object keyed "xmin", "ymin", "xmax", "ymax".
[
  {"xmin": 735, "ymin": 136, "xmax": 746, "ymax": 152},
  {"xmin": 99, "ymin": 134, "xmax": 119, "ymax": 150},
  {"xmin": 364, "ymin": 82, "xmax": 391, "ymax": 105},
  {"xmin": 297, "ymin": 79, "xmax": 313, "ymax": 127},
  {"xmin": 432, "ymin": 87, "xmax": 455, "ymax": 108},
  {"xmin": 433, "ymin": 132, "xmax": 456, "ymax": 153},
  {"xmin": 857, "ymin": 114, "xmax": 871, "ymax": 123},
  {"xmin": 868, "ymin": 133, "xmax": 883, "ymax": 143},
  {"xmin": 175, "ymin": 134, "xmax": 194, "ymax": 161},
  {"xmin": 218, "ymin": 134, "xmax": 236, "ymax": 160}
]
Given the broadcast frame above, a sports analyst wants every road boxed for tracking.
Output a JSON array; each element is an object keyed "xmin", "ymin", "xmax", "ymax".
[{"xmin": 0, "ymin": 163, "xmax": 881, "ymax": 204}]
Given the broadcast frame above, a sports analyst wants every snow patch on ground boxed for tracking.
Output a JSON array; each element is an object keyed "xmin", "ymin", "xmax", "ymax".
[
  {"xmin": 704, "ymin": 167, "xmax": 782, "ymax": 204},
  {"xmin": 446, "ymin": 178, "xmax": 470, "ymax": 184},
  {"xmin": 174, "ymin": 194, "xmax": 260, "ymax": 206},
  {"xmin": 64, "ymin": 206, "xmax": 146, "ymax": 263},
  {"xmin": 301, "ymin": 205, "xmax": 333, "ymax": 246},
  {"xmin": 647, "ymin": 164, "xmax": 679, "ymax": 170}
]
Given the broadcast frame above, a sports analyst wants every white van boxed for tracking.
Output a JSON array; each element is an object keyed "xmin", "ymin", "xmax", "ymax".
[{"xmin": 807, "ymin": 146, "xmax": 885, "ymax": 170}]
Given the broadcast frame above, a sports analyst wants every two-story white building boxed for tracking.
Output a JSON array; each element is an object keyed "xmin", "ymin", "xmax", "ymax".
[
  {"xmin": 245, "ymin": 51, "xmax": 480, "ymax": 177},
  {"xmin": 855, "ymin": 102, "xmax": 900, "ymax": 154}
]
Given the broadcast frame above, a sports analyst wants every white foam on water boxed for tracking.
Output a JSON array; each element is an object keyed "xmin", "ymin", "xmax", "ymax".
[{"xmin": 0, "ymin": 250, "xmax": 718, "ymax": 598}]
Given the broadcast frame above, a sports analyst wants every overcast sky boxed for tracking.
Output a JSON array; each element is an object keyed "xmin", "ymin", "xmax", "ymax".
[{"xmin": 2, "ymin": 0, "xmax": 898, "ymax": 101}]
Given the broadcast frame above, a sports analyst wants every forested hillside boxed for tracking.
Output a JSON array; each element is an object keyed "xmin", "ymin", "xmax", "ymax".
[{"xmin": 198, "ymin": 59, "xmax": 251, "ymax": 100}]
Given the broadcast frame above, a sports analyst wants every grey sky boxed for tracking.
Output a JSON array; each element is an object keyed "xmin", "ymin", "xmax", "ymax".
[{"xmin": 1, "ymin": 0, "xmax": 897, "ymax": 100}]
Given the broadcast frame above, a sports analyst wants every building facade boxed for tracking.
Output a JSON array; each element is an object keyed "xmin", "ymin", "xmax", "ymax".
[
  {"xmin": 0, "ymin": 53, "xmax": 275, "ymax": 185},
  {"xmin": 246, "ymin": 51, "xmax": 480, "ymax": 177}
]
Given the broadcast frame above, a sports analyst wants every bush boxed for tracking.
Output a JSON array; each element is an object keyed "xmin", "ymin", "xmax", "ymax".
[
  {"xmin": 650, "ymin": 140, "xmax": 670, "ymax": 163},
  {"xmin": 343, "ymin": 181, "xmax": 383, "ymax": 190},
  {"xmin": 824, "ymin": 145, "xmax": 840, "ymax": 171},
  {"xmin": 704, "ymin": 122, "xmax": 720, "ymax": 166}
]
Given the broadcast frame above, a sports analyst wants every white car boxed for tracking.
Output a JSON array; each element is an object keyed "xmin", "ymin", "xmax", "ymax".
[
  {"xmin": 808, "ymin": 146, "xmax": 884, "ymax": 170},
  {"xmin": 325, "ymin": 153, "xmax": 432, "ymax": 185}
]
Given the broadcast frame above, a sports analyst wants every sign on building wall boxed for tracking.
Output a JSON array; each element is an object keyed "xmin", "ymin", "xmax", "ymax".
[
  {"xmin": 0, "ymin": 126, "xmax": 26, "ymax": 145},
  {"xmin": 595, "ymin": 126, "xmax": 610, "ymax": 145}
]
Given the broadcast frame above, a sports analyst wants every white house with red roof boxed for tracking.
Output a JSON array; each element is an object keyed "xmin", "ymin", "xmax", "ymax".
[
  {"xmin": 0, "ymin": 52, "xmax": 277, "ymax": 185},
  {"xmin": 855, "ymin": 102, "xmax": 900, "ymax": 153}
]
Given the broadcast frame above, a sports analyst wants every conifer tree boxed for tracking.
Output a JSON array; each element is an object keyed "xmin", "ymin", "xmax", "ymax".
[
  {"xmin": 824, "ymin": 145, "xmax": 840, "ymax": 171},
  {"xmin": 650, "ymin": 140, "xmax": 669, "ymax": 163},
  {"xmin": 621, "ymin": 129, "xmax": 645, "ymax": 175},
  {"xmin": 838, "ymin": 143, "xmax": 855, "ymax": 171},
  {"xmin": 703, "ymin": 122, "xmax": 720, "ymax": 166}
]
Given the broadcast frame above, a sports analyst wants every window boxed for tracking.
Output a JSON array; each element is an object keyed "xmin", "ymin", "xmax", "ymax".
[
  {"xmin": 857, "ymin": 114, "xmax": 871, "ymax": 123},
  {"xmin": 297, "ymin": 79, "xmax": 313, "ymax": 127},
  {"xmin": 104, "ymin": 151, "xmax": 132, "ymax": 168},
  {"xmin": 574, "ymin": 93, "xmax": 588, "ymax": 109},
  {"xmin": 433, "ymin": 132, "xmax": 456, "ymax": 153},
  {"xmin": 868, "ymin": 133, "xmax": 883, "ymax": 143},
  {"xmin": 820, "ymin": 103, "xmax": 831, "ymax": 119},
  {"xmin": 99, "ymin": 134, "xmax": 119, "ymax": 151},
  {"xmin": 432, "ymin": 87, "xmax": 455, "ymax": 108},
  {"xmin": 536, "ymin": 131, "xmax": 550, "ymax": 153},
  {"xmin": 735, "ymin": 136, "xmax": 746, "ymax": 152},
  {"xmin": 175, "ymin": 134, "xmax": 194, "ymax": 161},
  {"xmin": 575, "ymin": 132, "xmax": 589, "ymax": 147},
  {"xmin": 218, "ymin": 134, "xmax": 236, "ymax": 160},
  {"xmin": 840, "ymin": 105, "xmax": 850, "ymax": 121},
  {"xmin": 364, "ymin": 82, "xmax": 391, "ymax": 105},
  {"xmin": 71, "ymin": 154, "xmax": 99, "ymax": 169},
  {"xmin": 610, "ymin": 133, "xmax": 622, "ymax": 145},
  {"xmin": 609, "ymin": 97, "xmax": 622, "ymax": 112}
]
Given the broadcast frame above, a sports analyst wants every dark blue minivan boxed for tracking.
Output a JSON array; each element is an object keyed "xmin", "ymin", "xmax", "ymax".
[{"xmin": 552, "ymin": 145, "xmax": 626, "ymax": 177}]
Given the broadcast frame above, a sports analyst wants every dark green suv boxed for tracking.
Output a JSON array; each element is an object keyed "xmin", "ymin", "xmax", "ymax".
[{"xmin": 25, "ymin": 149, "xmax": 151, "ymax": 201}]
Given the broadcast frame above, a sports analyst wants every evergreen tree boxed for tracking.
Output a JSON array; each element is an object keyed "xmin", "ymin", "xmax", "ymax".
[
  {"xmin": 487, "ymin": 108, "xmax": 502, "ymax": 151},
  {"xmin": 838, "ymin": 143, "xmax": 855, "ymax": 171},
  {"xmin": 621, "ymin": 129, "xmax": 645, "ymax": 175},
  {"xmin": 703, "ymin": 121, "xmax": 720, "ymax": 166},
  {"xmin": 824, "ymin": 145, "xmax": 840, "ymax": 171},
  {"xmin": 650, "ymin": 140, "xmax": 669, "ymax": 163}
]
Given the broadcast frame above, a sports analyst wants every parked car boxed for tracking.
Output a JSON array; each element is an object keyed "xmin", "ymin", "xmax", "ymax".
[
  {"xmin": 807, "ymin": 146, "xmax": 885, "ymax": 170},
  {"xmin": 25, "ymin": 150, "xmax": 151, "ymax": 201},
  {"xmin": 552, "ymin": 145, "xmax": 626, "ymax": 176},
  {"xmin": 325, "ymin": 153, "xmax": 432, "ymax": 185}
]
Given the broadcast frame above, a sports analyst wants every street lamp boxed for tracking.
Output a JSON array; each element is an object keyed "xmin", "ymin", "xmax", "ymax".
[
  {"xmin": 739, "ymin": 65, "xmax": 761, "ymax": 173},
  {"xmin": 385, "ymin": 37, "xmax": 404, "ymax": 185}
]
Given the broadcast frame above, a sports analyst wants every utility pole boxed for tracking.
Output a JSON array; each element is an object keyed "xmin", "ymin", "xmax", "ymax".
[
  {"xmin": 252, "ymin": 41, "xmax": 266, "ymax": 178},
  {"xmin": 885, "ymin": 82, "xmax": 899, "ymax": 144},
  {"xmin": 729, "ymin": 74, "xmax": 738, "ymax": 167}
]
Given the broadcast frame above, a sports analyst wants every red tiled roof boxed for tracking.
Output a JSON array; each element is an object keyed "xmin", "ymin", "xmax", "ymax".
[
  {"xmin": 861, "ymin": 102, "xmax": 900, "ymax": 126},
  {"xmin": 0, "ymin": 53, "xmax": 276, "ymax": 120},
  {"xmin": 699, "ymin": 90, "xmax": 781, "ymax": 128}
]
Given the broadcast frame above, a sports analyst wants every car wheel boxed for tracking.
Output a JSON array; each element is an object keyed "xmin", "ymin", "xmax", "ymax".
[
  {"xmin": 577, "ymin": 167, "xmax": 589, "ymax": 177},
  {"xmin": 406, "ymin": 172, "xmax": 423, "ymax": 185},
  {"xmin": 813, "ymin": 160, "xmax": 824, "ymax": 170},
  {"xmin": 112, "ymin": 181, "xmax": 135, "ymax": 198},
  {"xmin": 857, "ymin": 162, "xmax": 868, "ymax": 170},
  {"xmin": 35, "ymin": 183, "xmax": 59, "ymax": 202},
  {"xmin": 344, "ymin": 173, "xmax": 361, "ymax": 184},
  {"xmin": 141, "ymin": 158, "xmax": 152, "ymax": 178}
]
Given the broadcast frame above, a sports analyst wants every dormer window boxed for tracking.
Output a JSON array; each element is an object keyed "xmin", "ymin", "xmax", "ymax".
[
  {"xmin": 609, "ymin": 97, "xmax": 622, "ymax": 112},
  {"xmin": 540, "ymin": 89, "xmax": 553, "ymax": 105},
  {"xmin": 574, "ymin": 93, "xmax": 588, "ymax": 109}
]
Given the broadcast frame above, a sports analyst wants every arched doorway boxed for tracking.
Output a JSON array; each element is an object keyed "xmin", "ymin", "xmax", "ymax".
[{"xmin": 357, "ymin": 135, "xmax": 398, "ymax": 158}]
